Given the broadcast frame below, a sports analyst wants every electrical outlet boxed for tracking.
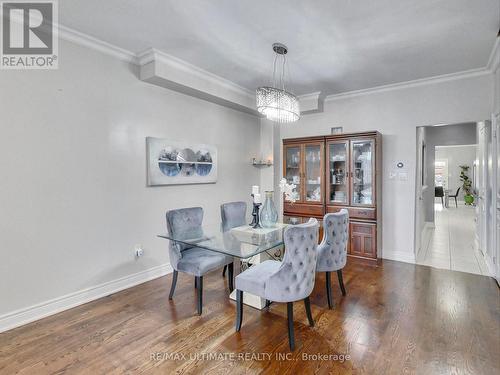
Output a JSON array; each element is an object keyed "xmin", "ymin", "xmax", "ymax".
[{"xmin": 134, "ymin": 244, "xmax": 144, "ymax": 258}]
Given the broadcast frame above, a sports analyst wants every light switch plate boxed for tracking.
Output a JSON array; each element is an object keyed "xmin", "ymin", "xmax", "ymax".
[{"xmin": 398, "ymin": 172, "xmax": 408, "ymax": 181}]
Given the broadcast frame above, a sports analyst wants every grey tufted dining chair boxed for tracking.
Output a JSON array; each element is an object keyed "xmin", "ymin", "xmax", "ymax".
[
  {"xmin": 234, "ymin": 218, "xmax": 319, "ymax": 350},
  {"xmin": 220, "ymin": 201, "xmax": 247, "ymax": 278},
  {"xmin": 166, "ymin": 207, "xmax": 233, "ymax": 315},
  {"xmin": 316, "ymin": 210, "xmax": 349, "ymax": 309}
]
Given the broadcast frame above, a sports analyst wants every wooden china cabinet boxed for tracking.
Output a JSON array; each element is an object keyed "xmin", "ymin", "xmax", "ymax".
[
  {"xmin": 283, "ymin": 137, "xmax": 326, "ymax": 240},
  {"xmin": 283, "ymin": 131, "xmax": 382, "ymax": 260}
]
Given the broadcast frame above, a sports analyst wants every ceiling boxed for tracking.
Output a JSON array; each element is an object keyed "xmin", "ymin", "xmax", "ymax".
[{"xmin": 60, "ymin": 0, "xmax": 499, "ymax": 96}]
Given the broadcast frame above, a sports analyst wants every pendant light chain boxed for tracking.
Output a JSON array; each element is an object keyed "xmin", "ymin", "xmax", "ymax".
[
  {"xmin": 272, "ymin": 53, "xmax": 278, "ymax": 88},
  {"xmin": 281, "ymin": 53, "xmax": 286, "ymax": 91}
]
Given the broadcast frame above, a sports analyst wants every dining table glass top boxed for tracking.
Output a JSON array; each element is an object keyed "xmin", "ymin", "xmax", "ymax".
[{"xmin": 158, "ymin": 223, "xmax": 288, "ymax": 259}]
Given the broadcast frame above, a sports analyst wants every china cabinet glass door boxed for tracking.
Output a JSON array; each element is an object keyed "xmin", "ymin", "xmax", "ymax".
[
  {"xmin": 351, "ymin": 139, "xmax": 375, "ymax": 206},
  {"xmin": 328, "ymin": 141, "xmax": 348, "ymax": 205},
  {"xmin": 284, "ymin": 145, "xmax": 301, "ymax": 202},
  {"xmin": 304, "ymin": 144, "xmax": 322, "ymax": 203}
]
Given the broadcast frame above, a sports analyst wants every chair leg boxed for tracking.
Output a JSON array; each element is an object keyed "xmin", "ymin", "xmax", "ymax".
[
  {"xmin": 169, "ymin": 270, "xmax": 178, "ymax": 300},
  {"xmin": 196, "ymin": 276, "xmax": 203, "ymax": 315},
  {"xmin": 236, "ymin": 290, "xmax": 243, "ymax": 331},
  {"xmin": 326, "ymin": 271, "xmax": 333, "ymax": 309},
  {"xmin": 227, "ymin": 263, "xmax": 234, "ymax": 292},
  {"xmin": 194, "ymin": 277, "xmax": 197, "ymax": 289},
  {"xmin": 304, "ymin": 297, "xmax": 314, "ymax": 327},
  {"xmin": 455, "ymin": 196, "xmax": 458, "ymax": 208},
  {"xmin": 287, "ymin": 302, "xmax": 295, "ymax": 351},
  {"xmin": 337, "ymin": 269, "xmax": 346, "ymax": 296},
  {"xmin": 222, "ymin": 265, "xmax": 227, "ymax": 277},
  {"xmin": 441, "ymin": 196, "xmax": 444, "ymax": 207}
]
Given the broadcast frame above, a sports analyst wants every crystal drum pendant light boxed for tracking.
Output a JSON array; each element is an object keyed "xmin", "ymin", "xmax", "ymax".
[{"xmin": 256, "ymin": 43, "xmax": 300, "ymax": 123}]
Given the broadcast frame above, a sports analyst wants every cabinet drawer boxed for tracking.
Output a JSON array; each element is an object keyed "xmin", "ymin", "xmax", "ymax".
[
  {"xmin": 326, "ymin": 206, "xmax": 376, "ymax": 220},
  {"xmin": 349, "ymin": 207, "xmax": 376, "ymax": 220},
  {"xmin": 283, "ymin": 215, "xmax": 323, "ymax": 244},
  {"xmin": 284, "ymin": 202, "xmax": 324, "ymax": 216}
]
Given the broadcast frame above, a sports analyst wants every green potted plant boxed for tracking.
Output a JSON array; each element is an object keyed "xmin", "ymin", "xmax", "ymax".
[{"xmin": 459, "ymin": 165, "xmax": 474, "ymax": 205}]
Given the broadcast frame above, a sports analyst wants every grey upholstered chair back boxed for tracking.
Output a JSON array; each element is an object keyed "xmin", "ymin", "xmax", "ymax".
[
  {"xmin": 265, "ymin": 218, "xmax": 319, "ymax": 303},
  {"xmin": 166, "ymin": 207, "xmax": 204, "ymax": 270},
  {"xmin": 316, "ymin": 210, "xmax": 349, "ymax": 272},
  {"xmin": 220, "ymin": 201, "xmax": 247, "ymax": 232}
]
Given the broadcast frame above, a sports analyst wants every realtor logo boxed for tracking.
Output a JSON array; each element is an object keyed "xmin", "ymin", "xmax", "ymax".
[{"xmin": 1, "ymin": 0, "xmax": 58, "ymax": 69}]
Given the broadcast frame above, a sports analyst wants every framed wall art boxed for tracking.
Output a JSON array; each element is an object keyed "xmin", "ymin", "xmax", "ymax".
[{"xmin": 146, "ymin": 137, "xmax": 217, "ymax": 186}]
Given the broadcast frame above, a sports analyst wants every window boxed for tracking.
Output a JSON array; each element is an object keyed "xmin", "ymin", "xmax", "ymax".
[{"xmin": 435, "ymin": 159, "xmax": 448, "ymax": 188}]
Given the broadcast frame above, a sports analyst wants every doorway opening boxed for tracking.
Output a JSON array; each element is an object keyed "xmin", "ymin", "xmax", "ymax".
[{"xmin": 414, "ymin": 122, "xmax": 489, "ymax": 275}]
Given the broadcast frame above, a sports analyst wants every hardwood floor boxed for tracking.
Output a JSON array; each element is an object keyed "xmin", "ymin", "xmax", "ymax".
[{"xmin": 1, "ymin": 258, "xmax": 499, "ymax": 374}]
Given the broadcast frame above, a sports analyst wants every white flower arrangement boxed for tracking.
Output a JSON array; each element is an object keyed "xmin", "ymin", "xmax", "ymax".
[{"xmin": 279, "ymin": 178, "xmax": 298, "ymax": 204}]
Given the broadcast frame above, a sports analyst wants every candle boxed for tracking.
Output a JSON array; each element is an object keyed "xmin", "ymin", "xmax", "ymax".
[
  {"xmin": 252, "ymin": 185, "xmax": 259, "ymax": 195},
  {"xmin": 253, "ymin": 193, "xmax": 262, "ymax": 204}
]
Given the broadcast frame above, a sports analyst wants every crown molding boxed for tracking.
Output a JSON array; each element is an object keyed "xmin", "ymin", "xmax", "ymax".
[
  {"xmin": 139, "ymin": 48, "xmax": 258, "ymax": 115},
  {"xmin": 325, "ymin": 67, "xmax": 490, "ymax": 102},
  {"xmin": 137, "ymin": 48, "xmax": 254, "ymax": 100},
  {"xmin": 298, "ymin": 91, "xmax": 321, "ymax": 101},
  {"xmin": 325, "ymin": 37, "xmax": 498, "ymax": 102},
  {"xmin": 57, "ymin": 25, "xmax": 254, "ymax": 100},
  {"xmin": 57, "ymin": 25, "xmax": 257, "ymax": 115},
  {"xmin": 298, "ymin": 91, "xmax": 324, "ymax": 114},
  {"xmin": 56, "ymin": 23, "xmax": 497, "ymax": 112},
  {"xmin": 58, "ymin": 24, "xmax": 138, "ymax": 64},
  {"xmin": 486, "ymin": 37, "xmax": 500, "ymax": 72}
]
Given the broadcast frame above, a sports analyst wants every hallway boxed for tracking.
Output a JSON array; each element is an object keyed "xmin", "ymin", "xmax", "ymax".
[{"xmin": 417, "ymin": 203, "xmax": 489, "ymax": 275}]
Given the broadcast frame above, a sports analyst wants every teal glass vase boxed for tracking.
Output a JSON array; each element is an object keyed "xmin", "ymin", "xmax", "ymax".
[{"xmin": 260, "ymin": 191, "xmax": 278, "ymax": 228}]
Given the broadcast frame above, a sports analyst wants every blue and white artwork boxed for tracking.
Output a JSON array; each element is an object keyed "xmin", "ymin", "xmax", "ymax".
[{"xmin": 147, "ymin": 137, "xmax": 217, "ymax": 186}]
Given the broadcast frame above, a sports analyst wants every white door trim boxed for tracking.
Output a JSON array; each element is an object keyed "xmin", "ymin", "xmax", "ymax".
[{"xmin": 493, "ymin": 113, "xmax": 500, "ymax": 282}]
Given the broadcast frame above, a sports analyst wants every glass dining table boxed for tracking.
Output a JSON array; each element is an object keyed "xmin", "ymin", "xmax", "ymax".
[{"xmin": 158, "ymin": 223, "xmax": 288, "ymax": 309}]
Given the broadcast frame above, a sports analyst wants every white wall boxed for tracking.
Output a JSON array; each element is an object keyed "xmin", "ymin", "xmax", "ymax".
[
  {"xmin": 0, "ymin": 40, "xmax": 260, "ymax": 321},
  {"xmin": 279, "ymin": 74, "xmax": 492, "ymax": 262},
  {"xmin": 436, "ymin": 145, "xmax": 477, "ymax": 199}
]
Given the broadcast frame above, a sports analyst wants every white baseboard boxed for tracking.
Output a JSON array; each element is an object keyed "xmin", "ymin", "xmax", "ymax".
[
  {"xmin": 382, "ymin": 250, "xmax": 416, "ymax": 264},
  {"xmin": 0, "ymin": 263, "xmax": 172, "ymax": 334}
]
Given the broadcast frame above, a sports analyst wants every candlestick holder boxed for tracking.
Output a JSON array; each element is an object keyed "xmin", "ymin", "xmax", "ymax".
[
  {"xmin": 251, "ymin": 203, "xmax": 262, "ymax": 229},
  {"xmin": 250, "ymin": 194, "xmax": 256, "ymax": 226},
  {"xmin": 249, "ymin": 194, "xmax": 262, "ymax": 228}
]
